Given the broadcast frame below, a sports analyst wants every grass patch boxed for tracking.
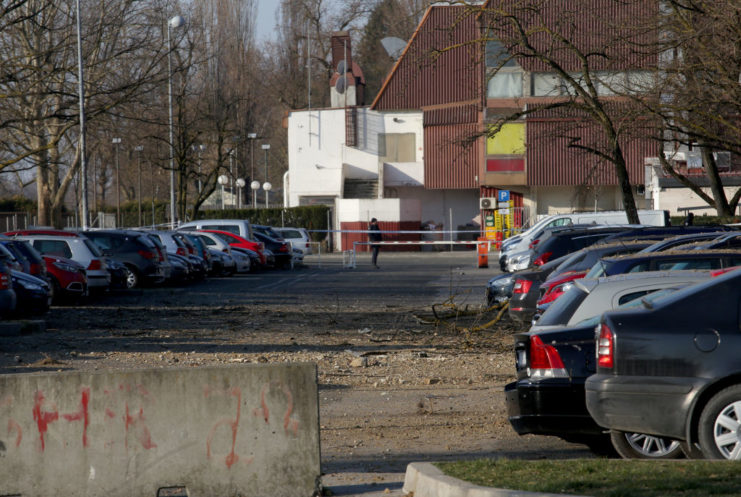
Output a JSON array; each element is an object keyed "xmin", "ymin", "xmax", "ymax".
[{"xmin": 437, "ymin": 459, "xmax": 741, "ymax": 497}]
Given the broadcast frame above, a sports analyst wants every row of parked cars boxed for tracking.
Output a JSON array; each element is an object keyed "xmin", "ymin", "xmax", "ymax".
[
  {"xmin": 489, "ymin": 219, "xmax": 741, "ymax": 460},
  {"xmin": 0, "ymin": 219, "xmax": 313, "ymax": 318}
]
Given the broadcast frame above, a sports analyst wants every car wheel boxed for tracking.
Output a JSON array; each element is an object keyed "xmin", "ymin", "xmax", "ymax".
[
  {"xmin": 699, "ymin": 384, "xmax": 741, "ymax": 459},
  {"xmin": 123, "ymin": 266, "xmax": 139, "ymax": 289},
  {"xmin": 610, "ymin": 430, "xmax": 685, "ymax": 459}
]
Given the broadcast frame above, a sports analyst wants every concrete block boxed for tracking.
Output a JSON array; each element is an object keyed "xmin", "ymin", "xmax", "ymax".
[{"xmin": 0, "ymin": 363, "xmax": 320, "ymax": 497}]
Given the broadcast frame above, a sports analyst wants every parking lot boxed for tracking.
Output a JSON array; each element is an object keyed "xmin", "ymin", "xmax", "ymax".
[{"xmin": 0, "ymin": 250, "xmax": 594, "ymax": 494}]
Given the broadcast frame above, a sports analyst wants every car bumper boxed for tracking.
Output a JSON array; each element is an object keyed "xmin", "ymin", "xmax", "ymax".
[
  {"xmin": 585, "ymin": 374, "xmax": 702, "ymax": 440},
  {"xmin": 508, "ymin": 293, "xmax": 537, "ymax": 322},
  {"xmin": 505, "ymin": 379, "xmax": 604, "ymax": 439}
]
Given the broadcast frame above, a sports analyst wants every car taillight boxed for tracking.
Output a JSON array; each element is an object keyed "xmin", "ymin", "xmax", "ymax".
[
  {"xmin": 155, "ymin": 247, "xmax": 165, "ymax": 262},
  {"xmin": 597, "ymin": 323, "xmax": 614, "ymax": 369},
  {"xmin": 533, "ymin": 251, "xmax": 553, "ymax": 266},
  {"xmin": 138, "ymin": 249, "xmax": 156, "ymax": 260},
  {"xmin": 0, "ymin": 270, "xmax": 10, "ymax": 290},
  {"xmin": 279, "ymin": 243, "xmax": 289, "ymax": 253},
  {"xmin": 87, "ymin": 259, "xmax": 102, "ymax": 270},
  {"xmin": 538, "ymin": 282, "xmax": 574, "ymax": 305},
  {"xmin": 529, "ymin": 239, "xmax": 540, "ymax": 249},
  {"xmin": 512, "ymin": 279, "xmax": 532, "ymax": 294},
  {"xmin": 176, "ymin": 247, "xmax": 186, "ymax": 256},
  {"xmin": 529, "ymin": 335, "xmax": 568, "ymax": 378}
]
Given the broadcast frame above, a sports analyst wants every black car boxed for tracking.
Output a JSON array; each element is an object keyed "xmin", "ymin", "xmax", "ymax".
[
  {"xmin": 11, "ymin": 270, "xmax": 51, "ymax": 317},
  {"xmin": 254, "ymin": 232, "xmax": 292, "ymax": 268},
  {"xmin": 585, "ymin": 268, "xmax": 741, "ymax": 460},
  {"xmin": 83, "ymin": 230, "xmax": 166, "ymax": 288}
]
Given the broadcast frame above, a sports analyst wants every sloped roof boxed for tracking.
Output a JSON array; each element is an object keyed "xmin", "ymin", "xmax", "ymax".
[{"xmin": 371, "ymin": 5, "xmax": 483, "ymax": 111}]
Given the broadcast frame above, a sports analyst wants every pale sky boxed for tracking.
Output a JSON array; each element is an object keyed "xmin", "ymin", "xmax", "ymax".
[{"xmin": 256, "ymin": 0, "xmax": 280, "ymax": 42}]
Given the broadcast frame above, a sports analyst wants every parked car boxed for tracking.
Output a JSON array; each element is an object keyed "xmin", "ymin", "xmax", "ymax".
[
  {"xmin": 585, "ymin": 249, "xmax": 741, "ymax": 279},
  {"xmin": 82, "ymin": 230, "xmax": 167, "ymax": 289},
  {"xmin": 507, "ymin": 272, "xmax": 711, "ymax": 458},
  {"xmin": 274, "ymin": 227, "xmax": 313, "ymax": 256},
  {"xmin": 43, "ymin": 255, "xmax": 87, "ymax": 301},
  {"xmin": 1, "ymin": 239, "xmax": 47, "ymax": 281},
  {"xmin": 11, "ymin": 269, "xmax": 51, "ymax": 316},
  {"xmin": 0, "ymin": 261, "xmax": 16, "ymax": 316},
  {"xmin": 253, "ymin": 232, "xmax": 292, "ymax": 268},
  {"xmin": 585, "ymin": 268, "xmax": 741, "ymax": 459},
  {"xmin": 174, "ymin": 232, "xmax": 211, "ymax": 277},
  {"xmin": 6, "ymin": 230, "xmax": 111, "ymax": 291},
  {"xmin": 199, "ymin": 229, "xmax": 266, "ymax": 266},
  {"xmin": 528, "ymin": 226, "xmax": 638, "ymax": 268},
  {"xmin": 178, "ymin": 219, "xmax": 255, "ymax": 242}
]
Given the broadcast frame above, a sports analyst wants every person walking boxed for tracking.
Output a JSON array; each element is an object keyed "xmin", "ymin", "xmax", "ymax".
[{"xmin": 369, "ymin": 218, "xmax": 382, "ymax": 268}]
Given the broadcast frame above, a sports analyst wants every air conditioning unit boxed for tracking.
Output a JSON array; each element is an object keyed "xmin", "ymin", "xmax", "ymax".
[{"xmin": 480, "ymin": 197, "xmax": 497, "ymax": 209}]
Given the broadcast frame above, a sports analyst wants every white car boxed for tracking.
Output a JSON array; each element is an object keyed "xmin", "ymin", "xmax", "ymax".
[{"xmin": 274, "ymin": 227, "xmax": 312, "ymax": 256}]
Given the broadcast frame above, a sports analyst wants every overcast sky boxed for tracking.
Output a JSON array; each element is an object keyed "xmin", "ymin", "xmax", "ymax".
[{"xmin": 255, "ymin": 0, "xmax": 280, "ymax": 42}]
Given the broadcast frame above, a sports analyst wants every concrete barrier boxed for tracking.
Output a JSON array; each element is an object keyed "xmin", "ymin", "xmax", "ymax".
[{"xmin": 0, "ymin": 363, "xmax": 320, "ymax": 497}]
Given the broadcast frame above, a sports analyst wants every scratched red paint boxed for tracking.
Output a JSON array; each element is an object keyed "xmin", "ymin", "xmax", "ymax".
[
  {"xmin": 62, "ymin": 387, "xmax": 90, "ymax": 447},
  {"xmin": 124, "ymin": 404, "xmax": 157, "ymax": 450},
  {"xmin": 7, "ymin": 419, "xmax": 22, "ymax": 447},
  {"xmin": 280, "ymin": 385, "xmax": 299, "ymax": 436},
  {"xmin": 32, "ymin": 391, "xmax": 59, "ymax": 451},
  {"xmin": 254, "ymin": 385, "xmax": 270, "ymax": 423},
  {"xmin": 206, "ymin": 387, "xmax": 243, "ymax": 468}
]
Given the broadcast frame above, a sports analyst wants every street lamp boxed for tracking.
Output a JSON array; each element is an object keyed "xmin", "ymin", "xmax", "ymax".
[
  {"xmin": 263, "ymin": 182, "xmax": 272, "ymax": 208},
  {"xmin": 167, "ymin": 14, "xmax": 185, "ymax": 228},
  {"xmin": 229, "ymin": 150, "xmax": 235, "ymax": 208},
  {"xmin": 218, "ymin": 174, "xmax": 229, "ymax": 210},
  {"xmin": 247, "ymin": 132, "xmax": 257, "ymax": 205},
  {"xmin": 75, "ymin": 0, "xmax": 89, "ymax": 229},
  {"xmin": 250, "ymin": 180, "xmax": 260, "ymax": 208},
  {"xmin": 236, "ymin": 178, "xmax": 246, "ymax": 209},
  {"xmin": 135, "ymin": 145, "xmax": 143, "ymax": 227},
  {"xmin": 261, "ymin": 143, "xmax": 270, "ymax": 207},
  {"xmin": 112, "ymin": 137, "xmax": 121, "ymax": 227}
]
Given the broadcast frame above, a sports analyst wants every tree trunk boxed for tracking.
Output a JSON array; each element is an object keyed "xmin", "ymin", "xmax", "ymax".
[
  {"xmin": 701, "ymin": 146, "xmax": 732, "ymax": 216},
  {"xmin": 610, "ymin": 138, "xmax": 639, "ymax": 224}
]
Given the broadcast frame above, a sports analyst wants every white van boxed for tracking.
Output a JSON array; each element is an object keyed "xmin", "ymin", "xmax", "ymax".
[
  {"xmin": 499, "ymin": 210, "xmax": 668, "ymax": 270},
  {"xmin": 178, "ymin": 219, "xmax": 255, "ymax": 241}
]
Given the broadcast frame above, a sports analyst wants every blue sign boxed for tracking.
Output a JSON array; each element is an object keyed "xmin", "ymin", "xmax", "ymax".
[{"xmin": 497, "ymin": 190, "xmax": 510, "ymax": 202}]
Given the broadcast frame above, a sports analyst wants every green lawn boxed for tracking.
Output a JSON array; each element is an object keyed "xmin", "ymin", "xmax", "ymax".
[{"xmin": 437, "ymin": 459, "xmax": 741, "ymax": 497}]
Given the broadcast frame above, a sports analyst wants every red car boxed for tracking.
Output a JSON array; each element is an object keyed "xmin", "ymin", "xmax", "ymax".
[
  {"xmin": 43, "ymin": 255, "xmax": 87, "ymax": 301},
  {"xmin": 200, "ymin": 230, "xmax": 267, "ymax": 265}
]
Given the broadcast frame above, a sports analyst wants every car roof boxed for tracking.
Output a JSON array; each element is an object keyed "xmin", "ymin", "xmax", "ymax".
[
  {"xmin": 602, "ymin": 248, "xmax": 741, "ymax": 262},
  {"xmin": 576, "ymin": 269, "xmax": 713, "ymax": 294}
]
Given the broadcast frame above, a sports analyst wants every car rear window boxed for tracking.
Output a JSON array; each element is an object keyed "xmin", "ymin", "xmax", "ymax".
[
  {"xmin": 83, "ymin": 239, "xmax": 103, "ymax": 257},
  {"xmin": 536, "ymin": 287, "xmax": 589, "ymax": 327},
  {"xmin": 279, "ymin": 230, "xmax": 302, "ymax": 239},
  {"xmin": 205, "ymin": 225, "xmax": 239, "ymax": 235}
]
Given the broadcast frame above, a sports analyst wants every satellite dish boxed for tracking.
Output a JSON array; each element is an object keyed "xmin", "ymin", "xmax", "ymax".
[
  {"xmin": 336, "ymin": 60, "xmax": 346, "ymax": 75},
  {"xmin": 381, "ymin": 37, "xmax": 406, "ymax": 60},
  {"xmin": 335, "ymin": 76, "xmax": 346, "ymax": 94}
]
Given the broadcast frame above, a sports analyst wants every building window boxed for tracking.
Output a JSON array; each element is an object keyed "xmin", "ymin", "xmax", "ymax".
[
  {"xmin": 486, "ymin": 41, "xmax": 523, "ymax": 98},
  {"xmin": 378, "ymin": 133, "xmax": 415, "ymax": 162}
]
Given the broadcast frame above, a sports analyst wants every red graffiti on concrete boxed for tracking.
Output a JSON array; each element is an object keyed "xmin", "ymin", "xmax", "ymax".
[
  {"xmin": 252, "ymin": 381, "xmax": 300, "ymax": 437},
  {"xmin": 124, "ymin": 404, "xmax": 157, "ymax": 450},
  {"xmin": 32, "ymin": 391, "xmax": 59, "ymax": 451},
  {"xmin": 205, "ymin": 387, "xmax": 253, "ymax": 469},
  {"xmin": 102, "ymin": 384, "xmax": 157, "ymax": 451},
  {"xmin": 1, "ymin": 395, "xmax": 22, "ymax": 448},
  {"xmin": 62, "ymin": 387, "xmax": 90, "ymax": 447}
]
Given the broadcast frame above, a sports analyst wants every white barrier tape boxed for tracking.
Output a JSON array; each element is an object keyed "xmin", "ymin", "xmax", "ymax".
[{"xmin": 347, "ymin": 240, "xmax": 494, "ymax": 269}]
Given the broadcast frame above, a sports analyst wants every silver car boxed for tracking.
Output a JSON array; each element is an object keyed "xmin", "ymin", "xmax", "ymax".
[{"xmin": 530, "ymin": 270, "xmax": 713, "ymax": 332}]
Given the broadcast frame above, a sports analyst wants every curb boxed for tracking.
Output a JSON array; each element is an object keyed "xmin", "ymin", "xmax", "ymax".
[{"xmin": 402, "ymin": 462, "xmax": 589, "ymax": 497}]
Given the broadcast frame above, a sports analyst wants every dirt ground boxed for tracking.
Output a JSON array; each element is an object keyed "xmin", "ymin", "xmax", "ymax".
[{"xmin": 0, "ymin": 254, "xmax": 594, "ymax": 495}]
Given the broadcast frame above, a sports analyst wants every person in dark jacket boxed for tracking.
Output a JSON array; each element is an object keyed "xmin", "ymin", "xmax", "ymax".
[{"xmin": 369, "ymin": 218, "xmax": 382, "ymax": 268}]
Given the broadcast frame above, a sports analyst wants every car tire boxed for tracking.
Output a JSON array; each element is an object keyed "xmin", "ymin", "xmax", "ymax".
[
  {"xmin": 123, "ymin": 265, "xmax": 139, "ymax": 289},
  {"xmin": 610, "ymin": 430, "xmax": 685, "ymax": 459},
  {"xmin": 698, "ymin": 384, "xmax": 741, "ymax": 459}
]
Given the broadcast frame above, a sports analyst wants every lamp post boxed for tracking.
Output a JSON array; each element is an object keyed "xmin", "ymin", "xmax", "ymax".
[
  {"xmin": 112, "ymin": 137, "xmax": 121, "ymax": 227},
  {"xmin": 250, "ymin": 180, "xmax": 260, "ymax": 209},
  {"xmin": 247, "ymin": 132, "xmax": 256, "ymax": 205},
  {"xmin": 229, "ymin": 150, "xmax": 235, "ymax": 208},
  {"xmin": 167, "ymin": 14, "xmax": 185, "ymax": 228},
  {"xmin": 218, "ymin": 174, "xmax": 229, "ymax": 210},
  {"xmin": 135, "ymin": 145, "xmax": 143, "ymax": 227},
  {"xmin": 75, "ymin": 0, "xmax": 89, "ymax": 229},
  {"xmin": 263, "ymin": 182, "xmax": 272, "ymax": 208},
  {"xmin": 193, "ymin": 144, "xmax": 205, "ymax": 193},
  {"xmin": 236, "ymin": 178, "xmax": 246, "ymax": 209},
  {"xmin": 261, "ymin": 143, "xmax": 270, "ymax": 207}
]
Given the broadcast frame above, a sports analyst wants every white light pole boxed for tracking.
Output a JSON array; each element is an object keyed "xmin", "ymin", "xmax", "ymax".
[
  {"xmin": 135, "ymin": 145, "xmax": 143, "ymax": 227},
  {"xmin": 250, "ymin": 180, "xmax": 260, "ymax": 208},
  {"xmin": 263, "ymin": 182, "xmax": 272, "ymax": 208},
  {"xmin": 75, "ymin": 0, "xmax": 89, "ymax": 229},
  {"xmin": 218, "ymin": 175, "xmax": 229, "ymax": 210},
  {"xmin": 261, "ymin": 143, "xmax": 270, "ymax": 207},
  {"xmin": 229, "ymin": 150, "xmax": 235, "ymax": 208},
  {"xmin": 236, "ymin": 178, "xmax": 246, "ymax": 209},
  {"xmin": 167, "ymin": 14, "xmax": 185, "ymax": 228},
  {"xmin": 112, "ymin": 137, "xmax": 121, "ymax": 227},
  {"xmin": 247, "ymin": 132, "xmax": 256, "ymax": 205}
]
